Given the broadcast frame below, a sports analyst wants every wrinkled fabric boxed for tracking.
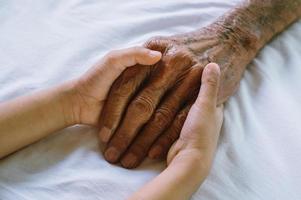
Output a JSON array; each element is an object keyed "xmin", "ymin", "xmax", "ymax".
[{"xmin": 0, "ymin": 0, "xmax": 300, "ymax": 199}]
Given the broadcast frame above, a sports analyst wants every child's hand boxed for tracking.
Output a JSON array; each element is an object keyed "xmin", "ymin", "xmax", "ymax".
[{"xmin": 70, "ymin": 47, "xmax": 161, "ymax": 125}]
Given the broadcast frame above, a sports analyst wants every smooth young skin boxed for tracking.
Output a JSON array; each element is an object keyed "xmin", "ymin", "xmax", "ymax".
[{"xmin": 0, "ymin": 47, "xmax": 162, "ymax": 158}]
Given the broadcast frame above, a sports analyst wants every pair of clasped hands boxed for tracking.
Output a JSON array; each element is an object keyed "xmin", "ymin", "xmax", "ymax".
[
  {"xmin": 74, "ymin": 46, "xmax": 223, "ymax": 199},
  {"xmin": 0, "ymin": 44, "xmax": 223, "ymax": 199}
]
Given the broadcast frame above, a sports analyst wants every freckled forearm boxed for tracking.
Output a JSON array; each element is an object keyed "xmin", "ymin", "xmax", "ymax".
[
  {"xmin": 214, "ymin": 0, "xmax": 301, "ymax": 52},
  {"xmin": 179, "ymin": 0, "xmax": 301, "ymax": 52},
  {"xmin": 172, "ymin": 0, "xmax": 301, "ymax": 102}
]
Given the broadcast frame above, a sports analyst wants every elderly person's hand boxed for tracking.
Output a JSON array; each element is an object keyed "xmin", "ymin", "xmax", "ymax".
[
  {"xmin": 100, "ymin": 27, "xmax": 240, "ymax": 168},
  {"xmin": 99, "ymin": 0, "xmax": 301, "ymax": 168},
  {"xmin": 129, "ymin": 63, "xmax": 223, "ymax": 200}
]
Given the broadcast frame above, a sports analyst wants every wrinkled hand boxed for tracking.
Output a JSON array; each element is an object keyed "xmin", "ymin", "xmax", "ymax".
[
  {"xmin": 100, "ymin": 26, "xmax": 245, "ymax": 168},
  {"xmin": 128, "ymin": 63, "xmax": 223, "ymax": 200}
]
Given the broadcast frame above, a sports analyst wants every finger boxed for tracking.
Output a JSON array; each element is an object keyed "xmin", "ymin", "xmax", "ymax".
[
  {"xmin": 194, "ymin": 63, "xmax": 220, "ymax": 109},
  {"xmin": 99, "ymin": 45, "xmax": 165, "ymax": 143},
  {"xmin": 102, "ymin": 47, "xmax": 161, "ymax": 73},
  {"xmin": 215, "ymin": 104, "xmax": 224, "ymax": 131},
  {"xmin": 119, "ymin": 67, "xmax": 202, "ymax": 168},
  {"xmin": 99, "ymin": 65, "xmax": 151, "ymax": 143},
  {"xmin": 104, "ymin": 50, "xmax": 193, "ymax": 163},
  {"xmin": 97, "ymin": 47, "xmax": 161, "ymax": 92},
  {"xmin": 119, "ymin": 100, "xmax": 179, "ymax": 168},
  {"xmin": 148, "ymin": 103, "xmax": 192, "ymax": 160}
]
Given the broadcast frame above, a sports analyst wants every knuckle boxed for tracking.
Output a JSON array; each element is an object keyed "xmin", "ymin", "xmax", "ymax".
[
  {"xmin": 104, "ymin": 50, "xmax": 120, "ymax": 65},
  {"xmin": 131, "ymin": 46, "xmax": 143, "ymax": 53},
  {"xmin": 109, "ymin": 77, "xmax": 132, "ymax": 97},
  {"xmin": 205, "ymin": 77, "xmax": 218, "ymax": 88},
  {"xmin": 144, "ymin": 36, "xmax": 169, "ymax": 51},
  {"xmin": 145, "ymin": 36, "xmax": 165, "ymax": 45},
  {"xmin": 110, "ymin": 67, "xmax": 147, "ymax": 97},
  {"xmin": 164, "ymin": 48, "xmax": 194, "ymax": 70},
  {"xmin": 130, "ymin": 95, "xmax": 155, "ymax": 122},
  {"xmin": 152, "ymin": 107, "xmax": 173, "ymax": 130}
]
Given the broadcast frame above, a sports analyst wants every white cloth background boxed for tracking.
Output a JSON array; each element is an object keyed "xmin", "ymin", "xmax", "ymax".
[{"xmin": 0, "ymin": 0, "xmax": 300, "ymax": 199}]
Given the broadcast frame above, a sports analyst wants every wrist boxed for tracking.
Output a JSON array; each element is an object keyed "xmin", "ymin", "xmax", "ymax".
[
  {"xmin": 129, "ymin": 151, "xmax": 209, "ymax": 200},
  {"xmin": 57, "ymin": 80, "xmax": 80, "ymax": 127},
  {"xmin": 184, "ymin": 22, "xmax": 260, "ymax": 56},
  {"xmin": 212, "ymin": 9, "xmax": 261, "ymax": 53},
  {"xmin": 212, "ymin": 0, "xmax": 301, "ymax": 53}
]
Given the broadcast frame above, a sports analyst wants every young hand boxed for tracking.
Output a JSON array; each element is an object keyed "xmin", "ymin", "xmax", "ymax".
[
  {"xmin": 167, "ymin": 63, "xmax": 223, "ymax": 169},
  {"xmin": 0, "ymin": 46, "xmax": 161, "ymax": 159}
]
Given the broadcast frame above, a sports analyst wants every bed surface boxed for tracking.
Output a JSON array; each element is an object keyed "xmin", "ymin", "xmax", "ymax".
[{"xmin": 0, "ymin": 0, "xmax": 301, "ymax": 199}]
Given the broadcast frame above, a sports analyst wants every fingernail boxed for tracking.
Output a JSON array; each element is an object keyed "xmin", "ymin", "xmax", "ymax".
[
  {"xmin": 104, "ymin": 147, "xmax": 120, "ymax": 163},
  {"xmin": 149, "ymin": 50, "xmax": 161, "ymax": 58},
  {"xmin": 121, "ymin": 153, "xmax": 139, "ymax": 169},
  {"xmin": 148, "ymin": 145, "xmax": 163, "ymax": 159},
  {"xmin": 99, "ymin": 127, "xmax": 112, "ymax": 143},
  {"xmin": 205, "ymin": 63, "xmax": 220, "ymax": 76}
]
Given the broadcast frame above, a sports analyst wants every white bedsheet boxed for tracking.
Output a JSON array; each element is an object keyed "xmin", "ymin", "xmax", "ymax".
[{"xmin": 0, "ymin": 0, "xmax": 300, "ymax": 199}]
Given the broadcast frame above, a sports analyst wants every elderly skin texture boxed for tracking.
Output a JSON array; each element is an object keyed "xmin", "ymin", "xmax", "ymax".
[{"xmin": 99, "ymin": 0, "xmax": 301, "ymax": 168}]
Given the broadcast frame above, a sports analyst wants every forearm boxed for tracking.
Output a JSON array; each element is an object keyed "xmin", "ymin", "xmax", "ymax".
[
  {"xmin": 217, "ymin": 0, "xmax": 300, "ymax": 100},
  {"xmin": 173, "ymin": 0, "xmax": 301, "ymax": 103},
  {"xmin": 0, "ymin": 81, "xmax": 76, "ymax": 159},
  {"xmin": 183, "ymin": 0, "xmax": 301, "ymax": 53},
  {"xmin": 214, "ymin": 0, "xmax": 301, "ymax": 52}
]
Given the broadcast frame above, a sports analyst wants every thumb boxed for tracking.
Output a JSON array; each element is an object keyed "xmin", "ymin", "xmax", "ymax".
[
  {"xmin": 194, "ymin": 63, "xmax": 221, "ymax": 109},
  {"xmin": 96, "ymin": 46, "xmax": 161, "ymax": 85},
  {"xmin": 82, "ymin": 47, "xmax": 161, "ymax": 100},
  {"xmin": 103, "ymin": 46, "xmax": 162, "ymax": 71}
]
